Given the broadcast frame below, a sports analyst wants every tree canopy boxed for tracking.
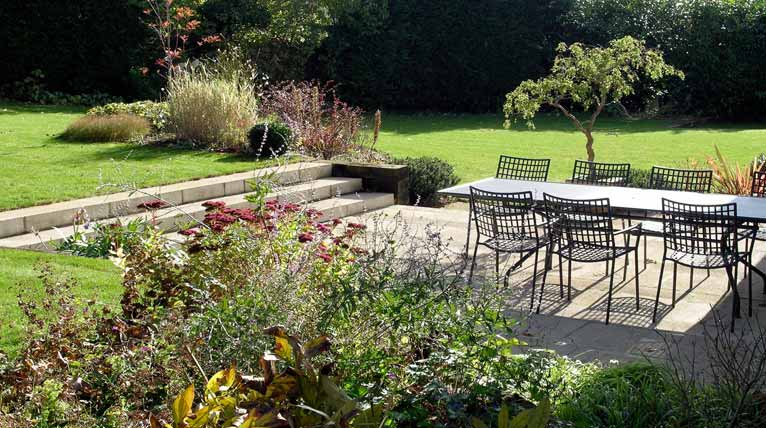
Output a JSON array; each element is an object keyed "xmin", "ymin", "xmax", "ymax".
[{"xmin": 503, "ymin": 36, "xmax": 684, "ymax": 162}]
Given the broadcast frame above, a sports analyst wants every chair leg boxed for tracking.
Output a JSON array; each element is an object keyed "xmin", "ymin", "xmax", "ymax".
[
  {"xmin": 495, "ymin": 250, "xmax": 500, "ymax": 283},
  {"xmin": 529, "ymin": 249, "xmax": 540, "ymax": 295},
  {"xmin": 634, "ymin": 247, "xmax": 640, "ymax": 311},
  {"xmin": 558, "ymin": 252, "xmax": 564, "ymax": 294},
  {"xmin": 538, "ymin": 250, "xmax": 550, "ymax": 313},
  {"xmin": 468, "ymin": 239, "xmax": 480, "ymax": 283},
  {"xmin": 567, "ymin": 257, "xmax": 573, "ymax": 300},
  {"xmin": 747, "ymin": 260, "xmax": 753, "ymax": 317},
  {"xmin": 622, "ymin": 251, "xmax": 629, "ymax": 283},
  {"xmin": 653, "ymin": 258, "xmax": 667, "ymax": 323},
  {"xmin": 464, "ymin": 208, "xmax": 472, "ymax": 259},
  {"xmin": 672, "ymin": 262, "xmax": 678, "ymax": 307},
  {"xmin": 690, "ymin": 266, "xmax": 694, "ymax": 290},
  {"xmin": 605, "ymin": 261, "xmax": 609, "ymax": 277},
  {"xmin": 724, "ymin": 264, "xmax": 738, "ymax": 332},
  {"xmin": 606, "ymin": 257, "xmax": 616, "ymax": 325}
]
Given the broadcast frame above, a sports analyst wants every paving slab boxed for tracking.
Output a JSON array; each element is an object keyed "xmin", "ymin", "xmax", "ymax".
[{"xmin": 355, "ymin": 204, "xmax": 766, "ymax": 365}]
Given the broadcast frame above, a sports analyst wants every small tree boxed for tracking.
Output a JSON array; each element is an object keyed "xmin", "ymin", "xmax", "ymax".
[{"xmin": 504, "ymin": 36, "xmax": 683, "ymax": 162}]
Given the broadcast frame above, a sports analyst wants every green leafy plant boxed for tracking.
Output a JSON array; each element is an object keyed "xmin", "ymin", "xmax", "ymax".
[
  {"xmin": 154, "ymin": 327, "xmax": 381, "ymax": 428},
  {"xmin": 504, "ymin": 36, "xmax": 684, "ymax": 162},
  {"xmin": 471, "ymin": 399, "xmax": 551, "ymax": 428},
  {"xmin": 627, "ymin": 168, "xmax": 651, "ymax": 189},
  {"xmin": 56, "ymin": 217, "xmax": 152, "ymax": 258},
  {"xmin": 391, "ymin": 156, "xmax": 460, "ymax": 206},
  {"xmin": 88, "ymin": 101, "xmax": 169, "ymax": 131},
  {"xmin": 59, "ymin": 114, "xmax": 151, "ymax": 142},
  {"xmin": 247, "ymin": 120, "xmax": 292, "ymax": 158}
]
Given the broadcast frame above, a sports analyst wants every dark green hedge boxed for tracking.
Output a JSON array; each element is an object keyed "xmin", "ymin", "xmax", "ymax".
[
  {"xmin": 2, "ymin": 0, "xmax": 765, "ymax": 119},
  {"xmin": 565, "ymin": 0, "xmax": 766, "ymax": 119},
  {"xmin": 308, "ymin": 0, "xmax": 573, "ymax": 112},
  {"xmin": 0, "ymin": 0, "xmax": 153, "ymax": 98}
]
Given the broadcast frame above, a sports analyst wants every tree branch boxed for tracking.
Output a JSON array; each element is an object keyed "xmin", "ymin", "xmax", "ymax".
[
  {"xmin": 585, "ymin": 93, "xmax": 607, "ymax": 132},
  {"xmin": 549, "ymin": 101, "xmax": 587, "ymax": 135}
]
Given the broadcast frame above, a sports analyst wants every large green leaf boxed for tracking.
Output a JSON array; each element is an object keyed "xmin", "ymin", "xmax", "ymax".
[{"xmin": 510, "ymin": 398, "xmax": 551, "ymax": 428}]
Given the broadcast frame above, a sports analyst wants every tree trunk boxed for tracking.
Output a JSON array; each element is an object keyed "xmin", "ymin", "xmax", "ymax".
[{"xmin": 585, "ymin": 131, "xmax": 595, "ymax": 162}]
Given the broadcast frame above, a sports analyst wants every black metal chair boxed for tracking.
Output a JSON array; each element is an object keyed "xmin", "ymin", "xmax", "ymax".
[
  {"xmin": 465, "ymin": 156, "xmax": 551, "ymax": 259},
  {"xmin": 649, "ymin": 166, "xmax": 714, "ymax": 192},
  {"xmin": 635, "ymin": 166, "xmax": 714, "ymax": 270},
  {"xmin": 496, "ymin": 155, "xmax": 551, "ymax": 182},
  {"xmin": 571, "ymin": 160, "xmax": 631, "ymax": 186},
  {"xmin": 539, "ymin": 194, "xmax": 641, "ymax": 324},
  {"xmin": 739, "ymin": 171, "xmax": 766, "ymax": 293},
  {"xmin": 468, "ymin": 187, "xmax": 549, "ymax": 287},
  {"xmin": 653, "ymin": 199, "xmax": 754, "ymax": 331}
]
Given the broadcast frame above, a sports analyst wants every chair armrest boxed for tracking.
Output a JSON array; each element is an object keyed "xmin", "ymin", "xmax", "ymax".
[{"xmin": 614, "ymin": 223, "xmax": 642, "ymax": 236}]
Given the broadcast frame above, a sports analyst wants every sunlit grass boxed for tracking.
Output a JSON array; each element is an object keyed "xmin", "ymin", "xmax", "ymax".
[{"xmin": 377, "ymin": 113, "xmax": 766, "ymax": 183}]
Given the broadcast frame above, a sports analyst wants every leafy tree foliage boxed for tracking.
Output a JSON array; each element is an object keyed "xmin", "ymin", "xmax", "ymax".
[
  {"xmin": 565, "ymin": 0, "xmax": 766, "ymax": 118},
  {"xmin": 504, "ymin": 36, "xmax": 683, "ymax": 161}
]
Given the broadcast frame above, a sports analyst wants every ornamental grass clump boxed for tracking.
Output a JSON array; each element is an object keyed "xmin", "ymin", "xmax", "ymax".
[
  {"xmin": 59, "ymin": 114, "xmax": 151, "ymax": 142},
  {"xmin": 166, "ymin": 64, "xmax": 258, "ymax": 151}
]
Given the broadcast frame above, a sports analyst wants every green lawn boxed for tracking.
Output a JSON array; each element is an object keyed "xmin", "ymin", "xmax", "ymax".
[
  {"xmin": 0, "ymin": 103, "xmax": 277, "ymax": 211},
  {"xmin": 0, "ymin": 248, "xmax": 121, "ymax": 357},
  {"xmin": 378, "ymin": 113, "xmax": 766, "ymax": 183}
]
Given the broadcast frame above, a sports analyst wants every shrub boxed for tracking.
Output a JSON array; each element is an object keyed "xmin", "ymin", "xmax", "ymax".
[
  {"xmin": 262, "ymin": 81, "xmax": 363, "ymax": 159},
  {"xmin": 627, "ymin": 168, "xmax": 651, "ymax": 189},
  {"xmin": 706, "ymin": 146, "xmax": 766, "ymax": 195},
  {"xmin": 556, "ymin": 363, "xmax": 676, "ymax": 427},
  {"xmin": 166, "ymin": 64, "xmax": 258, "ymax": 151},
  {"xmin": 59, "ymin": 114, "xmax": 150, "ymax": 142},
  {"xmin": 246, "ymin": 120, "xmax": 292, "ymax": 158},
  {"xmin": 391, "ymin": 156, "xmax": 460, "ymax": 206},
  {"xmin": 87, "ymin": 100, "xmax": 169, "ymax": 131}
]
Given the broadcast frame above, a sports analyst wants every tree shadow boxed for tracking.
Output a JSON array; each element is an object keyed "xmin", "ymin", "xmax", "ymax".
[{"xmin": 373, "ymin": 112, "xmax": 766, "ymax": 137}]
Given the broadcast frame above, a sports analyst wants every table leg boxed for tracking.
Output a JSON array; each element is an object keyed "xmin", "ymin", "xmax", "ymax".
[{"xmin": 464, "ymin": 208, "xmax": 472, "ymax": 259}]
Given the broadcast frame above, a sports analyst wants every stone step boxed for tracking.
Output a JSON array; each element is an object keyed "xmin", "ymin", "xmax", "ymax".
[
  {"xmin": 164, "ymin": 192, "xmax": 395, "ymax": 244},
  {"xmin": 0, "ymin": 177, "xmax": 365, "ymax": 251},
  {"xmin": 0, "ymin": 162, "xmax": 331, "ymax": 239}
]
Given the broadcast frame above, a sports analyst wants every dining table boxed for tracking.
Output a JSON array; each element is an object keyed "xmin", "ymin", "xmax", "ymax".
[{"xmin": 438, "ymin": 177, "xmax": 766, "ymax": 320}]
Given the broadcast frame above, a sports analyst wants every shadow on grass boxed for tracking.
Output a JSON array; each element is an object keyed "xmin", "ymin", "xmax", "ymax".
[
  {"xmin": 0, "ymin": 102, "xmax": 85, "ymax": 115},
  {"xmin": 50, "ymin": 136, "xmax": 264, "ymax": 164},
  {"xmin": 376, "ymin": 113, "xmax": 766, "ymax": 136}
]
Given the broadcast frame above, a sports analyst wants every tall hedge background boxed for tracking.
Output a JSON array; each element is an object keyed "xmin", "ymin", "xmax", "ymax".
[{"xmin": 1, "ymin": 0, "xmax": 765, "ymax": 118}]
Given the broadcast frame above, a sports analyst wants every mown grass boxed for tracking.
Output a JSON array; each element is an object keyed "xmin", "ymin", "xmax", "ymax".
[
  {"xmin": 377, "ymin": 113, "xmax": 766, "ymax": 183},
  {"xmin": 0, "ymin": 248, "xmax": 121, "ymax": 357},
  {"xmin": 0, "ymin": 102, "xmax": 278, "ymax": 211}
]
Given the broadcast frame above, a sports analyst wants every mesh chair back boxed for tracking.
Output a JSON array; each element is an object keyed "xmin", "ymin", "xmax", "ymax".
[
  {"xmin": 752, "ymin": 171, "xmax": 766, "ymax": 197},
  {"xmin": 649, "ymin": 166, "xmax": 713, "ymax": 192},
  {"xmin": 496, "ymin": 155, "xmax": 550, "ymax": 181},
  {"xmin": 661, "ymin": 199, "xmax": 738, "ymax": 257},
  {"xmin": 470, "ymin": 187, "xmax": 540, "ymax": 241},
  {"xmin": 542, "ymin": 193, "xmax": 615, "ymax": 250},
  {"xmin": 571, "ymin": 160, "xmax": 631, "ymax": 186}
]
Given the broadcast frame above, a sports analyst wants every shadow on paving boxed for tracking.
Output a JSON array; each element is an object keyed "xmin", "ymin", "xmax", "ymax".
[{"xmin": 352, "ymin": 204, "xmax": 766, "ymax": 369}]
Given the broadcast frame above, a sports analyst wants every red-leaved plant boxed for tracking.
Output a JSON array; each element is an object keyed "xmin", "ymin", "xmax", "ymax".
[
  {"xmin": 142, "ymin": 0, "xmax": 221, "ymax": 79},
  {"xmin": 262, "ymin": 81, "xmax": 363, "ymax": 159}
]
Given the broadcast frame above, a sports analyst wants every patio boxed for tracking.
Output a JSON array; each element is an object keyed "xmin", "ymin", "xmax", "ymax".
[{"xmin": 352, "ymin": 203, "xmax": 766, "ymax": 364}]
